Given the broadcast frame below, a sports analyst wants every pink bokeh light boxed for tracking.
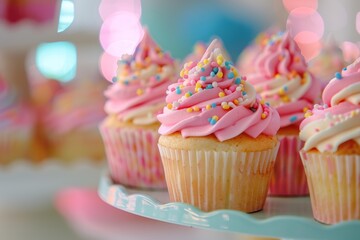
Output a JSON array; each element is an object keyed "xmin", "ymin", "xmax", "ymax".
[
  {"xmin": 341, "ymin": 41, "xmax": 360, "ymax": 63},
  {"xmin": 99, "ymin": 52, "xmax": 119, "ymax": 82},
  {"xmin": 287, "ymin": 7, "xmax": 324, "ymax": 42},
  {"xmin": 357, "ymin": 12, "xmax": 360, "ymax": 34},
  {"xmin": 282, "ymin": 0, "xmax": 318, "ymax": 12},
  {"xmin": 294, "ymin": 31, "xmax": 322, "ymax": 61},
  {"xmin": 99, "ymin": 0, "xmax": 141, "ymax": 20},
  {"xmin": 99, "ymin": 11, "xmax": 144, "ymax": 57}
]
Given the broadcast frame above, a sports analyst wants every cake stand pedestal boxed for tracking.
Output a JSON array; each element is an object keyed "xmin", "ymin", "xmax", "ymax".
[{"xmin": 98, "ymin": 172, "xmax": 360, "ymax": 240}]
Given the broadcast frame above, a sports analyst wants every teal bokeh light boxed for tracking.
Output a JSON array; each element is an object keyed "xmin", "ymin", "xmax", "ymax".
[
  {"xmin": 57, "ymin": 0, "xmax": 75, "ymax": 32},
  {"xmin": 36, "ymin": 41, "xmax": 77, "ymax": 83}
]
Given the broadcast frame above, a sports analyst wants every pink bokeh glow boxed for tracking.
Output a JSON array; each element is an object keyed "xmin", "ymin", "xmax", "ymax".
[
  {"xmin": 99, "ymin": 0, "xmax": 141, "ymax": 21},
  {"xmin": 282, "ymin": 0, "xmax": 318, "ymax": 12},
  {"xmin": 341, "ymin": 41, "xmax": 360, "ymax": 63},
  {"xmin": 294, "ymin": 31, "xmax": 322, "ymax": 61},
  {"xmin": 287, "ymin": 7, "xmax": 324, "ymax": 42},
  {"xmin": 100, "ymin": 12, "xmax": 143, "ymax": 58},
  {"xmin": 99, "ymin": 52, "xmax": 119, "ymax": 82}
]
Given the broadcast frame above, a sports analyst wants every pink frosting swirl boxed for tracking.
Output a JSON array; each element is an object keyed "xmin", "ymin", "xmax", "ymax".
[
  {"xmin": 158, "ymin": 39, "xmax": 280, "ymax": 142},
  {"xmin": 300, "ymin": 57, "xmax": 360, "ymax": 152},
  {"xmin": 322, "ymin": 57, "xmax": 360, "ymax": 107},
  {"xmin": 104, "ymin": 29, "xmax": 177, "ymax": 125},
  {"xmin": 248, "ymin": 32, "xmax": 321, "ymax": 128}
]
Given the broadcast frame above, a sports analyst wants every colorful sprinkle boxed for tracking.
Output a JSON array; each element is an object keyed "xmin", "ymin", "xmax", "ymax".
[
  {"xmin": 216, "ymin": 55, "xmax": 224, "ymax": 65},
  {"xmin": 206, "ymin": 84, "xmax": 213, "ymax": 89},
  {"xmin": 210, "ymin": 118, "xmax": 217, "ymax": 125},
  {"xmin": 200, "ymin": 76, "xmax": 206, "ymax": 81},
  {"xmin": 261, "ymin": 113, "xmax": 267, "ymax": 119},
  {"xmin": 155, "ymin": 75, "xmax": 161, "ymax": 80},
  {"xmin": 211, "ymin": 103, "xmax": 217, "ymax": 108},
  {"xmin": 186, "ymin": 108, "xmax": 193, "ymax": 113},
  {"xmin": 112, "ymin": 77, "xmax": 118, "ymax": 83},
  {"xmin": 343, "ymin": 67, "xmax": 347, "ymax": 71},
  {"xmin": 210, "ymin": 72, "xmax": 216, "ymax": 77},
  {"xmin": 201, "ymin": 67, "xmax": 205, "ymax": 72},
  {"xmin": 335, "ymin": 72, "xmax": 342, "ymax": 79},
  {"xmin": 212, "ymin": 82, "xmax": 218, "ymax": 88},
  {"xmin": 218, "ymin": 92, "xmax": 225, "ymax": 97},
  {"xmin": 193, "ymin": 106, "xmax": 200, "ymax": 112},
  {"xmin": 185, "ymin": 91, "xmax": 193, "ymax": 98},
  {"xmin": 227, "ymin": 72, "xmax": 235, "ymax": 79},
  {"xmin": 167, "ymin": 103, "xmax": 173, "ymax": 109},
  {"xmin": 206, "ymin": 105, "xmax": 211, "ymax": 110},
  {"xmin": 204, "ymin": 59, "xmax": 209, "ymax": 64},
  {"xmin": 136, "ymin": 89, "xmax": 143, "ymax": 95},
  {"xmin": 213, "ymin": 67, "xmax": 219, "ymax": 73},
  {"xmin": 217, "ymin": 71, "xmax": 223, "ymax": 78},
  {"xmin": 235, "ymin": 78, "xmax": 241, "ymax": 85},
  {"xmin": 175, "ymin": 87, "xmax": 182, "ymax": 94},
  {"xmin": 289, "ymin": 116, "xmax": 297, "ymax": 123}
]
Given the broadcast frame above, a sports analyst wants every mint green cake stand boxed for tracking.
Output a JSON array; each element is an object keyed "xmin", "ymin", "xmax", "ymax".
[{"xmin": 98, "ymin": 173, "xmax": 360, "ymax": 240}]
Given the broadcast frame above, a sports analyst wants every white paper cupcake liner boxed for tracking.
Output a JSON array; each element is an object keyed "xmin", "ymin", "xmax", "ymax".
[
  {"xmin": 100, "ymin": 123, "xmax": 166, "ymax": 189},
  {"xmin": 269, "ymin": 135, "xmax": 308, "ymax": 196},
  {"xmin": 300, "ymin": 150, "xmax": 360, "ymax": 224},
  {"xmin": 158, "ymin": 143, "xmax": 279, "ymax": 212}
]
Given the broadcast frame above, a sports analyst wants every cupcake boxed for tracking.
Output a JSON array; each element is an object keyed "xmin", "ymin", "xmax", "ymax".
[
  {"xmin": 0, "ymin": 77, "xmax": 35, "ymax": 164},
  {"xmin": 248, "ymin": 32, "xmax": 322, "ymax": 196},
  {"xmin": 100, "ymin": 29, "xmax": 177, "ymax": 189},
  {"xmin": 309, "ymin": 38, "xmax": 348, "ymax": 89},
  {"xmin": 42, "ymin": 80, "xmax": 107, "ymax": 162},
  {"xmin": 157, "ymin": 39, "xmax": 280, "ymax": 212},
  {"xmin": 299, "ymin": 57, "xmax": 360, "ymax": 224}
]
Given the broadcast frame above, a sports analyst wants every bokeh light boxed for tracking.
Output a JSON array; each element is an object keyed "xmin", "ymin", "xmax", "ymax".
[
  {"xmin": 294, "ymin": 32, "xmax": 322, "ymax": 61},
  {"xmin": 99, "ymin": 0, "xmax": 141, "ymax": 20},
  {"xmin": 36, "ymin": 41, "xmax": 77, "ymax": 83},
  {"xmin": 287, "ymin": 7, "xmax": 324, "ymax": 41},
  {"xmin": 99, "ymin": 12, "xmax": 143, "ymax": 58},
  {"xmin": 58, "ymin": 0, "xmax": 75, "ymax": 33},
  {"xmin": 99, "ymin": 52, "xmax": 118, "ymax": 82},
  {"xmin": 341, "ymin": 41, "xmax": 360, "ymax": 63},
  {"xmin": 282, "ymin": 0, "xmax": 318, "ymax": 12}
]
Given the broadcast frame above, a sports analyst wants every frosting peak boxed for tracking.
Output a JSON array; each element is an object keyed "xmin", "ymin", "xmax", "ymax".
[
  {"xmin": 248, "ymin": 32, "xmax": 321, "ymax": 128},
  {"xmin": 104, "ymin": 29, "xmax": 177, "ymax": 125},
  {"xmin": 158, "ymin": 39, "xmax": 280, "ymax": 141},
  {"xmin": 300, "ymin": 57, "xmax": 360, "ymax": 152}
]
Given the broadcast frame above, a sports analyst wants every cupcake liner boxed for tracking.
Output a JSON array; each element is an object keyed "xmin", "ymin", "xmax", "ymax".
[
  {"xmin": 158, "ymin": 143, "xmax": 279, "ymax": 212},
  {"xmin": 268, "ymin": 135, "xmax": 308, "ymax": 196},
  {"xmin": 300, "ymin": 151, "xmax": 360, "ymax": 224},
  {"xmin": 0, "ymin": 128, "xmax": 33, "ymax": 164},
  {"xmin": 100, "ymin": 123, "xmax": 166, "ymax": 189}
]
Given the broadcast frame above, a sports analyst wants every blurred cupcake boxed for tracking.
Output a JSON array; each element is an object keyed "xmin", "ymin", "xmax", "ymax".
[
  {"xmin": 299, "ymin": 57, "xmax": 360, "ymax": 224},
  {"xmin": 248, "ymin": 32, "xmax": 322, "ymax": 196},
  {"xmin": 0, "ymin": 77, "xmax": 35, "ymax": 164},
  {"xmin": 237, "ymin": 27, "xmax": 279, "ymax": 75},
  {"xmin": 308, "ymin": 38, "xmax": 348, "ymax": 89},
  {"xmin": 43, "ymin": 80, "xmax": 107, "ymax": 162},
  {"xmin": 100, "ymin": 29, "xmax": 177, "ymax": 189},
  {"xmin": 157, "ymin": 39, "xmax": 280, "ymax": 212}
]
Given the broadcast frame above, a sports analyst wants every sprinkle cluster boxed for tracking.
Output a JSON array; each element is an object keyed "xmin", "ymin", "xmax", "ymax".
[
  {"xmin": 167, "ymin": 54, "xmax": 271, "ymax": 125},
  {"xmin": 112, "ymin": 45, "xmax": 171, "ymax": 94}
]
